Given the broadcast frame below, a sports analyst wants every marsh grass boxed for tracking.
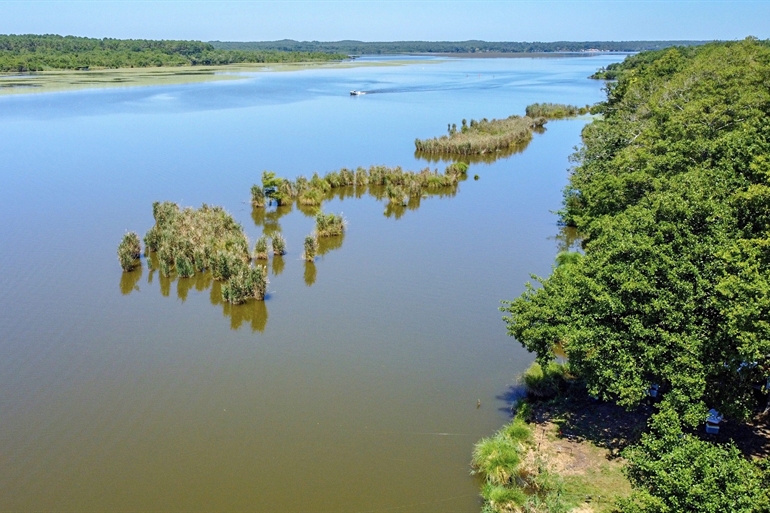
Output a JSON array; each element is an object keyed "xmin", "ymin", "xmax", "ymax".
[
  {"xmin": 221, "ymin": 264, "xmax": 268, "ymax": 304},
  {"xmin": 143, "ymin": 201, "xmax": 250, "ymax": 279},
  {"xmin": 254, "ymin": 235, "xmax": 269, "ymax": 260},
  {"xmin": 303, "ymin": 234, "xmax": 318, "ymax": 261},
  {"xmin": 251, "ymin": 184, "xmax": 265, "ymax": 208},
  {"xmin": 415, "ymin": 115, "xmax": 540, "ymax": 156},
  {"xmin": 525, "ymin": 102, "xmax": 589, "ymax": 119},
  {"xmin": 522, "ymin": 362, "xmax": 571, "ymax": 399},
  {"xmin": 315, "ymin": 212, "xmax": 346, "ymax": 237},
  {"xmin": 117, "ymin": 231, "xmax": 141, "ymax": 271},
  {"xmin": 271, "ymin": 233, "xmax": 286, "ymax": 255}
]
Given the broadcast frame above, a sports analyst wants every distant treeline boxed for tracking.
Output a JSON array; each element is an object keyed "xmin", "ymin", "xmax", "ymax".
[
  {"xmin": 0, "ymin": 34, "xmax": 348, "ymax": 72},
  {"xmin": 210, "ymin": 39, "xmax": 711, "ymax": 55}
]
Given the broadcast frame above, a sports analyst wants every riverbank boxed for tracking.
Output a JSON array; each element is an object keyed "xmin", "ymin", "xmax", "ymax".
[{"xmin": 0, "ymin": 59, "xmax": 422, "ymax": 96}]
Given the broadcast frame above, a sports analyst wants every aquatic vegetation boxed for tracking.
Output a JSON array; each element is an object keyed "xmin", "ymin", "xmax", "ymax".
[
  {"xmin": 250, "ymin": 184, "xmax": 265, "ymax": 208},
  {"xmin": 299, "ymin": 187, "xmax": 323, "ymax": 206},
  {"xmin": 254, "ymin": 235, "xmax": 269, "ymax": 260},
  {"xmin": 117, "ymin": 231, "xmax": 141, "ymax": 271},
  {"xmin": 525, "ymin": 102, "xmax": 589, "ymax": 119},
  {"xmin": 315, "ymin": 211, "xmax": 346, "ymax": 237},
  {"xmin": 140, "ymin": 201, "xmax": 250, "ymax": 280},
  {"xmin": 415, "ymin": 114, "xmax": 541, "ymax": 156},
  {"xmin": 271, "ymin": 233, "xmax": 286, "ymax": 255},
  {"xmin": 221, "ymin": 264, "xmax": 268, "ymax": 304},
  {"xmin": 303, "ymin": 234, "xmax": 318, "ymax": 261}
]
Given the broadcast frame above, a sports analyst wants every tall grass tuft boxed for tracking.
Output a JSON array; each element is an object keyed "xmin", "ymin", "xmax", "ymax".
[
  {"xmin": 254, "ymin": 235, "xmax": 269, "ymax": 260},
  {"xmin": 522, "ymin": 361, "xmax": 570, "ymax": 399},
  {"xmin": 222, "ymin": 264, "xmax": 268, "ymax": 304},
  {"xmin": 271, "ymin": 233, "xmax": 286, "ymax": 255},
  {"xmin": 251, "ymin": 184, "xmax": 265, "ymax": 208},
  {"xmin": 117, "ymin": 231, "xmax": 141, "ymax": 271},
  {"xmin": 303, "ymin": 234, "xmax": 318, "ymax": 261},
  {"xmin": 315, "ymin": 212, "xmax": 346, "ymax": 237}
]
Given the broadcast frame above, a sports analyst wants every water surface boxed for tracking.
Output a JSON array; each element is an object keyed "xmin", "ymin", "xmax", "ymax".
[{"xmin": 0, "ymin": 54, "xmax": 623, "ymax": 512}]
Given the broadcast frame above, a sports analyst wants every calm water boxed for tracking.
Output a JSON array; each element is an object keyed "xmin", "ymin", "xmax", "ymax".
[{"xmin": 0, "ymin": 54, "xmax": 623, "ymax": 512}]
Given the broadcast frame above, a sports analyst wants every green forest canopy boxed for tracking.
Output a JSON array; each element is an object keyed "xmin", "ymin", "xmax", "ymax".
[
  {"xmin": 211, "ymin": 39, "xmax": 710, "ymax": 55},
  {"xmin": 0, "ymin": 34, "xmax": 348, "ymax": 72},
  {"xmin": 501, "ymin": 37, "xmax": 770, "ymax": 511}
]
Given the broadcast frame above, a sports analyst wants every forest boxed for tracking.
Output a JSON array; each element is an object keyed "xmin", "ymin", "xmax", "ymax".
[
  {"xmin": 0, "ymin": 34, "xmax": 348, "ymax": 71},
  {"xmin": 485, "ymin": 37, "xmax": 770, "ymax": 512},
  {"xmin": 211, "ymin": 39, "xmax": 708, "ymax": 55}
]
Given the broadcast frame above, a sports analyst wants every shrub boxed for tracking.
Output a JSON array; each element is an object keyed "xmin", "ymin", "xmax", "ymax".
[
  {"xmin": 211, "ymin": 250, "xmax": 245, "ymax": 281},
  {"xmin": 271, "ymin": 233, "xmax": 286, "ymax": 255},
  {"xmin": 117, "ymin": 231, "xmax": 141, "ymax": 271},
  {"xmin": 174, "ymin": 254, "xmax": 195, "ymax": 278}
]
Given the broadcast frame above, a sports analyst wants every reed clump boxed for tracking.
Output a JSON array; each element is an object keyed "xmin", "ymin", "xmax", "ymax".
[
  {"xmin": 254, "ymin": 236, "xmax": 269, "ymax": 260},
  {"xmin": 415, "ymin": 115, "xmax": 540, "ymax": 155},
  {"xmin": 303, "ymin": 234, "xmax": 318, "ymax": 261},
  {"xmin": 221, "ymin": 264, "xmax": 268, "ymax": 304},
  {"xmin": 315, "ymin": 212, "xmax": 346, "ymax": 237},
  {"xmin": 525, "ymin": 102, "xmax": 589, "ymax": 119},
  {"xmin": 143, "ymin": 201, "xmax": 250, "ymax": 279},
  {"xmin": 271, "ymin": 233, "xmax": 286, "ymax": 255},
  {"xmin": 117, "ymin": 231, "xmax": 141, "ymax": 271}
]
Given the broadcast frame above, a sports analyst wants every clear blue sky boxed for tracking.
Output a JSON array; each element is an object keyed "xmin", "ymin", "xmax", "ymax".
[{"xmin": 0, "ymin": 0, "xmax": 767, "ymax": 42}]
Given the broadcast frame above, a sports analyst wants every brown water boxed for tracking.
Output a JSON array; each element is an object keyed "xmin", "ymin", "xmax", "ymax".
[{"xmin": 0, "ymin": 54, "xmax": 623, "ymax": 512}]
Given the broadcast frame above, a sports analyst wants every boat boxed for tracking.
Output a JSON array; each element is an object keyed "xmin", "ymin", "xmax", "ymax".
[{"xmin": 350, "ymin": 90, "xmax": 366, "ymax": 96}]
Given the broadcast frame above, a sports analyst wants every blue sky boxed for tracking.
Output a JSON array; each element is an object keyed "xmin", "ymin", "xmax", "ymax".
[{"xmin": 0, "ymin": 0, "xmax": 767, "ymax": 42}]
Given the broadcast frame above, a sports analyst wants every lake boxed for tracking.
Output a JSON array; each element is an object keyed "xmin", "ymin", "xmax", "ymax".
[{"xmin": 0, "ymin": 54, "xmax": 623, "ymax": 512}]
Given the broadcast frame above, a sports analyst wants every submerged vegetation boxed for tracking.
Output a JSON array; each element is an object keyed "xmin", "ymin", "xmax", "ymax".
[
  {"xmin": 0, "ymin": 34, "xmax": 348, "ymax": 72},
  {"xmin": 499, "ymin": 38, "xmax": 770, "ymax": 511},
  {"xmin": 415, "ymin": 104, "xmax": 584, "ymax": 156}
]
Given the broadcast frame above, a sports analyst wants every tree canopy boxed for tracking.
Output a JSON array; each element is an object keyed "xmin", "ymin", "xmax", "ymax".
[
  {"xmin": 0, "ymin": 34, "xmax": 348, "ymax": 72},
  {"xmin": 503, "ymin": 37, "xmax": 770, "ymax": 425}
]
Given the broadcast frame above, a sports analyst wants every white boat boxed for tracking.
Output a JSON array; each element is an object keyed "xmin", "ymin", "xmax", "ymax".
[{"xmin": 350, "ymin": 90, "xmax": 366, "ymax": 96}]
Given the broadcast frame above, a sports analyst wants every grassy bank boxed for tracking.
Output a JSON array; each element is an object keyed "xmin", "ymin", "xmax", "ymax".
[{"xmin": 473, "ymin": 363, "xmax": 639, "ymax": 513}]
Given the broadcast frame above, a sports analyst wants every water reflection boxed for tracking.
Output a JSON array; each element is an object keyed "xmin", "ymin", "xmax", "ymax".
[
  {"xmin": 119, "ymin": 265, "xmax": 143, "ymax": 295},
  {"xmin": 271, "ymin": 255, "xmax": 285, "ymax": 276},
  {"xmin": 552, "ymin": 225, "xmax": 583, "ymax": 253},
  {"xmin": 303, "ymin": 261, "xmax": 317, "ymax": 287}
]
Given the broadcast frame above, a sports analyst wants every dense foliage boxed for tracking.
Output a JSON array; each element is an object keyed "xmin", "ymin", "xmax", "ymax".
[
  {"xmin": 212, "ymin": 39, "xmax": 708, "ymax": 55},
  {"xmin": 501, "ymin": 37, "xmax": 770, "ymax": 509},
  {"xmin": 0, "ymin": 34, "xmax": 347, "ymax": 71}
]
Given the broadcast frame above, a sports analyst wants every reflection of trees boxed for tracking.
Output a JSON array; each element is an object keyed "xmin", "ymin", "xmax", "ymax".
[
  {"xmin": 119, "ymin": 265, "xmax": 143, "ymax": 295},
  {"xmin": 303, "ymin": 261, "xmax": 317, "ymax": 287},
  {"xmin": 552, "ymin": 225, "xmax": 583, "ymax": 253},
  {"xmin": 251, "ymin": 204, "xmax": 293, "ymax": 236},
  {"xmin": 414, "ymin": 137, "xmax": 532, "ymax": 165}
]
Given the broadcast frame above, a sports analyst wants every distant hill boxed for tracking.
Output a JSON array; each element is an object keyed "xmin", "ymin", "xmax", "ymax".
[{"xmin": 209, "ymin": 40, "xmax": 712, "ymax": 55}]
